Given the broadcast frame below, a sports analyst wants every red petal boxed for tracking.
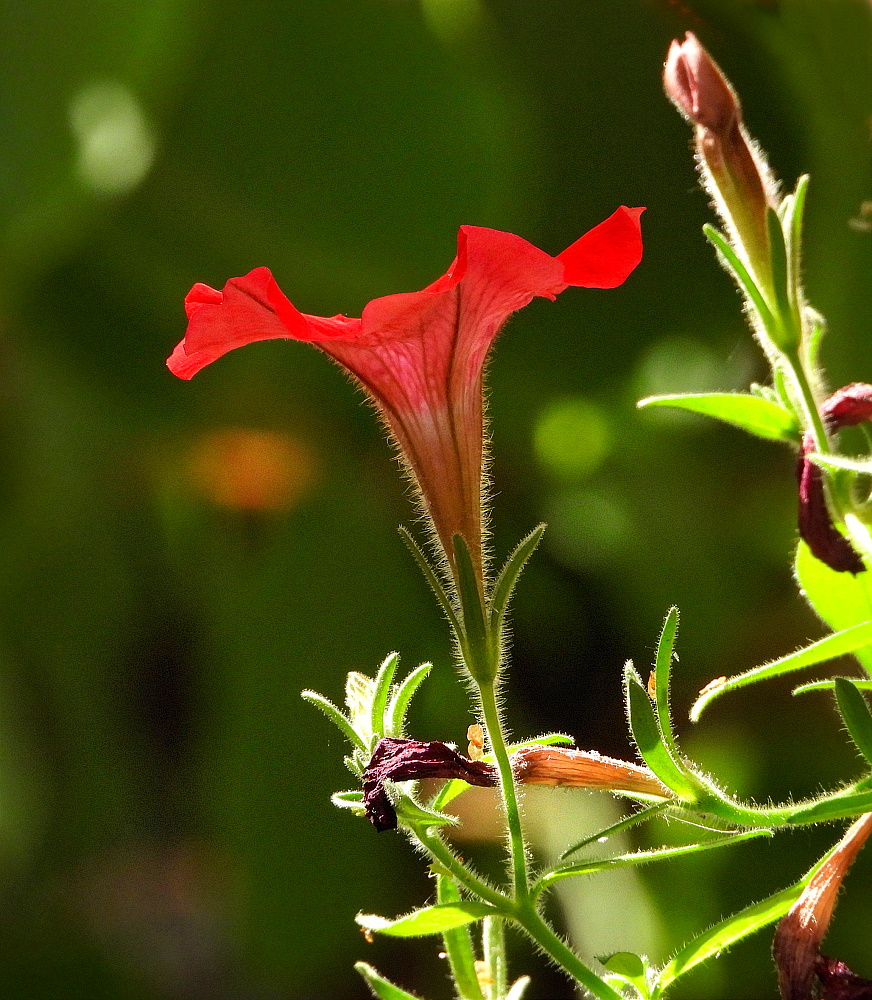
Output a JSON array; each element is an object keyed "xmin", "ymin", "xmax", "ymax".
[
  {"xmin": 168, "ymin": 267, "xmax": 359, "ymax": 380},
  {"xmin": 558, "ymin": 206, "xmax": 645, "ymax": 288}
]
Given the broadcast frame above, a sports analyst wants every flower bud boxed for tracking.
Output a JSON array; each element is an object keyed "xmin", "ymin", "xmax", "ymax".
[
  {"xmin": 774, "ymin": 812, "xmax": 872, "ymax": 999},
  {"xmin": 665, "ymin": 33, "xmax": 778, "ymax": 294}
]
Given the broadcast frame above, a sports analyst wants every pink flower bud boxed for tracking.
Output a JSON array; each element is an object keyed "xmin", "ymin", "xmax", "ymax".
[{"xmin": 665, "ymin": 33, "xmax": 778, "ymax": 293}]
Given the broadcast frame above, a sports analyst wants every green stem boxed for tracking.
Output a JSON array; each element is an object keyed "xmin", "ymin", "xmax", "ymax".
[
  {"xmin": 477, "ymin": 679, "xmax": 530, "ymax": 903},
  {"xmin": 516, "ymin": 905, "xmax": 625, "ymax": 1000},
  {"xmin": 786, "ymin": 349, "xmax": 829, "ymax": 454},
  {"xmin": 415, "ymin": 827, "xmax": 509, "ymax": 910}
]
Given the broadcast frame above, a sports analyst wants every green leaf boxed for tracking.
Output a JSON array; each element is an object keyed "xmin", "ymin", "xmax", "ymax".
[
  {"xmin": 394, "ymin": 793, "xmax": 458, "ymax": 829},
  {"xmin": 371, "ymin": 652, "xmax": 400, "ymax": 740},
  {"xmin": 452, "ymin": 534, "xmax": 493, "ymax": 680},
  {"xmin": 300, "ymin": 690, "xmax": 366, "ymax": 751},
  {"xmin": 386, "ymin": 663, "xmax": 432, "ymax": 738},
  {"xmin": 538, "ymin": 829, "xmax": 768, "ymax": 892},
  {"xmin": 330, "ymin": 789, "xmax": 365, "ymax": 812},
  {"xmin": 637, "ymin": 393, "xmax": 798, "ymax": 443},
  {"xmin": 489, "ymin": 524, "xmax": 546, "ymax": 631},
  {"xmin": 653, "ymin": 607, "xmax": 680, "ymax": 757},
  {"xmin": 559, "ymin": 803, "xmax": 669, "ymax": 861},
  {"xmin": 793, "ymin": 677, "xmax": 872, "ymax": 695},
  {"xmin": 483, "ymin": 915, "xmax": 508, "ymax": 1000},
  {"xmin": 795, "ymin": 541, "xmax": 872, "ymax": 674},
  {"xmin": 505, "ymin": 977, "xmax": 532, "ymax": 1000},
  {"xmin": 652, "ymin": 882, "xmax": 804, "ymax": 997},
  {"xmin": 808, "ymin": 452, "xmax": 872, "ymax": 475},
  {"xmin": 357, "ymin": 901, "xmax": 496, "ymax": 938},
  {"xmin": 834, "ymin": 677, "xmax": 872, "ymax": 766},
  {"xmin": 436, "ymin": 876, "xmax": 485, "ymax": 1000},
  {"xmin": 703, "ymin": 224, "xmax": 778, "ymax": 340},
  {"xmin": 787, "ymin": 788, "xmax": 872, "ymax": 824},
  {"xmin": 689, "ymin": 619, "xmax": 872, "ymax": 721},
  {"xmin": 766, "ymin": 206, "xmax": 796, "ymax": 349},
  {"xmin": 355, "ymin": 962, "xmax": 429, "ymax": 1000},
  {"xmin": 399, "ymin": 526, "xmax": 462, "ymax": 634},
  {"xmin": 624, "ymin": 663, "xmax": 698, "ymax": 799},
  {"xmin": 602, "ymin": 953, "xmax": 650, "ymax": 999}
]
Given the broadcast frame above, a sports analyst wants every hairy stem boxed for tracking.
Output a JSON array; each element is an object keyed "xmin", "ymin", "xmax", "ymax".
[{"xmin": 477, "ymin": 679, "xmax": 530, "ymax": 903}]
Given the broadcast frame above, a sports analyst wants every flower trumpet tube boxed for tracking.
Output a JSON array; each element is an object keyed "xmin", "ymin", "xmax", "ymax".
[{"xmin": 168, "ymin": 211, "xmax": 644, "ymax": 583}]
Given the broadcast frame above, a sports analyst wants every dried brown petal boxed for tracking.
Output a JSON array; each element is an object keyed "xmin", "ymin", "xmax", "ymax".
[
  {"xmin": 362, "ymin": 738, "xmax": 495, "ymax": 832},
  {"xmin": 511, "ymin": 746, "xmax": 670, "ymax": 799},
  {"xmin": 774, "ymin": 812, "xmax": 872, "ymax": 1000}
]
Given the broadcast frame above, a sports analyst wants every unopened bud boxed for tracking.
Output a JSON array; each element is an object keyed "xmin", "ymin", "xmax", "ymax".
[
  {"xmin": 774, "ymin": 812, "xmax": 872, "ymax": 1000},
  {"xmin": 796, "ymin": 384, "xmax": 872, "ymax": 574},
  {"xmin": 665, "ymin": 33, "xmax": 778, "ymax": 293}
]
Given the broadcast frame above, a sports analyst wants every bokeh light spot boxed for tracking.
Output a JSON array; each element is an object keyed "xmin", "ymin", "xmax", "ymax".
[
  {"xmin": 420, "ymin": 0, "xmax": 484, "ymax": 44},
  {"xmin": 534, "ymin": 397, "xmax": 612, "ymax": 480},
  {"xmin": 187, "ymin": 429, "xmax": 314, "ymax": 513},
  {"xmin": 69, "ymin": 82, "xmax": 155, "ymax": 195},
  {"xmin": 544, "ymin": 487, "xmax": 634, "ymax": 568}
]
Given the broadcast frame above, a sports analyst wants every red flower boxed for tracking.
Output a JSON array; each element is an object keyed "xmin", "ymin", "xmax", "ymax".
[{"xmin": 168, "ymin": 209, "xmax": 644, "ymax": 577}]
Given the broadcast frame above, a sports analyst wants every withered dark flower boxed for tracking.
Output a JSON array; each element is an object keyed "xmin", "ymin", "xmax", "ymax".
[
  {"xmin": 797, "ymin": 384, "xmax": 872, "ymax": 574},
  {"xmin": 362, "ymin": 738, "xmax": 495, "ymax": 832},
  {"xmin": 815, "ymin": 956, "xmax": 872, "ymax": 1000}
]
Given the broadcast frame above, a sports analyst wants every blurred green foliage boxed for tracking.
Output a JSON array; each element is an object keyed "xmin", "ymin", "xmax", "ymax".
[{"xmin": 0, "ymin": 1, "xmax": 870, "ymax": 997}]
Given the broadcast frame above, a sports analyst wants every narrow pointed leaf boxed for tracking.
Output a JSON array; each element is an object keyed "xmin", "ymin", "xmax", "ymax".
[
  {"xmin": 787, "ymin": 788, "xmax": 872, "ymax": 824},
  {"xmin": 808, "ymin": 452, "xmax": 872, "ymax": 474},
  {"xmin": 490, "ymin": 524, "xmax": 546, "ymax": 630},
  {"xmin": 301, "ymin": 690, "xmax": 365, "ymax": 751},
  {"xmin": 766, "ymin": 206, "xmax": 795, "ymax": 347},
  {"xmin": 436, "ymin": 876, "xmax": 485, "ymax": 1000},
  {"xmin": 386, "ymin": 663, "xmax": 432, "ymax": 738},
  {"xmin": 625, "ymin": 664, "xmax": 697, "ymax": 799},
  {"xmin": 355, "ymin": 962, "xmax": 429, "ymax": 1000},
  {"xmin": 703, "ymin": 224, "xmax": 777, "ymax": 335},
  {"xmin": 539, "ymin": 830, "xmax": 768, "ymax": 892},
  {"xmin": 399, "ymin": 526, "xmax": 462, "ymax": 633},
  {"xmin": 690, "ymin": 619, "xmax": 872, "ymax": 721},
  {"xmin": 357, "ymin": 902, "xmax": 496, "ymax": 938},
  {"xmin": 483, "ymin": 916, "xmax": 508, "ymax": 1000},
  {"xmin": 637, "ymin": 393, "xmax": 798, "ymax": 442},
  {"xmin": 654, "ymin": 607, "xmax": 680, "ymax": 756},
  {"xmin": 793, "ymin": 677, "xmax": 872, "ymax": 695},
  {"xmin": 331, "ymin": 790, "xmax": 366, "ymax": 812},
  {"xmin": 834, "ymin": 677, "xmax": 872, "ymax": 766},
  {"xmin": 394, "ymin": 794, "xmax": 458, "ymax": 829},
  {"xmin": 560, "ymin": 803, "xmax": 669, "ymax": 861},
  {"xmin": 453, "ymin": 534, "xmax": 494, "ymax": 681},
  {"xmin": 505, "ymin": 977, "xmax": 532, "ymax": 1000},
  {"xmin": 371, "ymin": 652, "xmax": 400, "ymax": 739},
  {"xmin": 652, "ymin": 882, "xmax": 805, "ymax": 997}
]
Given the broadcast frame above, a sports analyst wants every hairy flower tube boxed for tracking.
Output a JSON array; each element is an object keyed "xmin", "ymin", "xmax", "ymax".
[{"xmin": 168, "ymin": 211, "xmax": 644, "ymax": 582}]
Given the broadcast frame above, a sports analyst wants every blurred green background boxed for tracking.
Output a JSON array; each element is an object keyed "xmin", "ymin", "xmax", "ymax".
[{"xmin": 0, "ymin": 0, "xmax": 871, "ymax": 997}]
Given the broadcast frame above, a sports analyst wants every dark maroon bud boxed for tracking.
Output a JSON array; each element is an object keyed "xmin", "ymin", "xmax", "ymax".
[
  {"xmin": 797, "ymin": 432, "xmax": 864, "ymax": 574},
  {"xmin": 362, "ymin": 737, "xmax": 496, "ymax": 832},
  {"xmin": 815, "ymin": 956, "xmax": 872, "ymax": 1000},
  {"xmin": 821, "ymin": 383, "xmax": 872, "ymax": 431}
]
